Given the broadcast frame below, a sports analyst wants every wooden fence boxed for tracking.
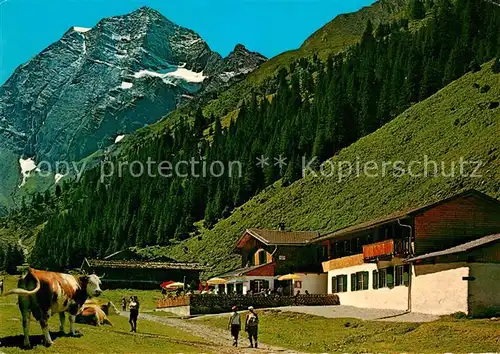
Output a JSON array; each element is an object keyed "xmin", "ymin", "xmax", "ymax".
[
  {"xmin": 157, "ymin": 294, "xmax": 339, "ymax": 315},
  {"xmin": 156, "ymin": 296, "xmax": 190, "ymax": 308}
]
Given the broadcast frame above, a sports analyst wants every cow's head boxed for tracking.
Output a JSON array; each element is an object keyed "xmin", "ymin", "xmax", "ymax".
[{"xmin": 80, "ymin": 274, "xmax": 103, "ymax": 297}]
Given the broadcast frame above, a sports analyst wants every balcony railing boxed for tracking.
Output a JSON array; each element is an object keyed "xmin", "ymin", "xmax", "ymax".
[
  {"xmin": 363, "ymin": 239, "xmax": 409, "ymax": 260},
  {"xmin": 322, "ymin": 254, "xmax": 364, "ymax": 272}
]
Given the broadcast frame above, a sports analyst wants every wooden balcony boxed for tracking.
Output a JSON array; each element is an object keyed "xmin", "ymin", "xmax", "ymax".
[
  {"xmin": 363, "ymin": 239, "xmax": 408, "ymax": 260},
  {"xmin": 322, "ymin": 254, "xmax": 364, "ymax": 272}
]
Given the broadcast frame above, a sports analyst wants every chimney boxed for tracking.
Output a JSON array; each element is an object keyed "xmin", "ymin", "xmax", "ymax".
[{"xmin": 278, "ymin": 223, "xmax": 285, "ymax": 231}]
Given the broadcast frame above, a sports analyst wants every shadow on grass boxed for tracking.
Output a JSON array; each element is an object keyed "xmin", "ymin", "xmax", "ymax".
[{"xmin": 0, "ymin": 331, "xmax": 77, "ymax": 350}]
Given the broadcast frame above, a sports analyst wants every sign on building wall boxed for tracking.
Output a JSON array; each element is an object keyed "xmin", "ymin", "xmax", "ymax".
[{"xmin": 279, "ymin": 255, "xmax": 286, "ymax": 260}]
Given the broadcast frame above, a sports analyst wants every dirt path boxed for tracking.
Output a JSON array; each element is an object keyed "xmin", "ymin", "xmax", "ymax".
[{"xmin": 121, "ymin": 312, "xmax": 307, "ymax": 354}]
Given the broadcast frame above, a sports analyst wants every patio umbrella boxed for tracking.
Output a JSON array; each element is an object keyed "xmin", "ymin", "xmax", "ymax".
[
  {"xmin": 165, "ymin": 282, "xmax": 184, "ymax": 289},
  {"xmin": 160, "ymin": 281, "xmax": 175, "ymax": 289},
  {"xmin": 277, "ymin": 274, "xmax": 301, "ymax": 296},
  {"xmin": 277, "ymin": 274, "xmax": 301, "ymax": 281},
  {"xmin": 207, "ymin": 277, "xmax": 228, "ymax": 285}
]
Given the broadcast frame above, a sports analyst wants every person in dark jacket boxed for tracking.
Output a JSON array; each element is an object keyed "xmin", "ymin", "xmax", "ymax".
[
  {"xmin": 244, "ymin": 306, "xmax": 259, "ymax": 348},
  {"xmin": 128, "ymin": 296, "xmax": 139, "ymax": 332}
]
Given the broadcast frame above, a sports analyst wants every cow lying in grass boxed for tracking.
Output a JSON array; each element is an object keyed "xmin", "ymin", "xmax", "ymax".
[
  {"xmin": 4, "ymin": 268, "xmax": 102, "ymax": 348},
  {"xmin": 76, "ymin": 300, "xmax": 113, "ymax": 326}
]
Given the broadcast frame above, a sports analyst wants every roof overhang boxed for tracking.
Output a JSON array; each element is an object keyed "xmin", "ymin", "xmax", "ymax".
[
  {"xmin": 85, "ymin": 259, "xmax": 205, "ymax": 271},
  {"xmin": 234, "ymin": 229, "xmax": 265, "ymax": 250},
  {"xmin": 216, "ymin": 262, "xmax": 276, "ymax": 278},
  {"xmin": 314, "ymin": 214, "xmax": 411, "ymax": 243},
  {"xmin": 234, "ymin": 228, "xmax": 317, "ymax": 251},
  {"xmin": 405, "ymin": 234, "xmax": 500, "ymax": 263}
]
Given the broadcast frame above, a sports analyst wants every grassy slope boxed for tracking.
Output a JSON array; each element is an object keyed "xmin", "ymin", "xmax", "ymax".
[
  {"xmin": 201, "ymin": 310, "xmax": 500, "ymax": 353},
  {"xmin": 0, "ymin": 277, "xmax": 213, "ymax": 354},
  {"xmin": 260, "ymin": 0, "xmax": 407, "ymax": 76},
  {"xmin": 203, "ymin": 0, "xmax": 406, "ymax": 117},
  {"xmin": 202, "ymin": 0, "xmax": 406, "ymax": 114},
  {"xmin": 164, "ymin": 62, "xmax": 500, "ymax": 276},
  {"xmin": 102, "ymin": 288, "xmax": 163, "ymax": 312}
]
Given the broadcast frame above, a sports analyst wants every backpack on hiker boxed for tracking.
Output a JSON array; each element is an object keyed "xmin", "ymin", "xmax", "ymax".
[{"xmin": 247, "ymin": 313, "xmax": 258, "ymax": 327}]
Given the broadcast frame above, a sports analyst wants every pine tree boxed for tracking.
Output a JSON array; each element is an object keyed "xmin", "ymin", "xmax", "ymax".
[
  {"xmin": 283, "ymin": 155, "xmax": 301, "ymax": 186},
  {"xmin": 44, "ymin": 190, "xmax": 51, "ymax": 204},
  {"xmin": 492, "ymin": 58, "xmax": 500, "ymax": 74},
  {"xmin": 408, "ymin": 0, "xmax": 426, "ymax": 20},
  {"xmin": 55, "ymin": 184, "xmax": 62, "ymax": 198},
  {"xmin": 443, "ymin": 43, "xmax": 462, "ymax": 85},
  {"xmin": 0, "ymin": 247, "xmax": 5, "ymax": 271},
  {"xmin": 3, "ymin": 245, "xmax": 11, "ymax": 271}
]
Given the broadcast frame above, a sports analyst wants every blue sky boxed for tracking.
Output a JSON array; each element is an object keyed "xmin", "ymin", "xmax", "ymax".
[{"xmin": 0, "ymin": 0, "xmax": 373, "ymax": 84}]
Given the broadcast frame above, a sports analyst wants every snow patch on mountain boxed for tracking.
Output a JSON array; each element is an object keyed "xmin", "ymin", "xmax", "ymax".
[
  {"xmin": 133, "ymin": 66, "xmax": 206, "ymax": 83},
  {"xmin": 168, "ymin": 67, "xmax": 206, "ymax": 82},
  {"xmin": 115, "ymin": 135, "xmax": 125, "ymax": 143},
  {"xmin": 74, "ymin": 27, "xmax": 91, "ymax": 33},
  {"xmin": 19, "ymin": 157, "xmax": 38, "ymax": 187},
  {"xmin": 120, "ymin": 82, "xmax": 133, "ymax": 89},
  {"xmin": 54, "ymin": 173, "xmax": 65, "ymax": 184},
  {"xmin": 76, "ymin": 32, "xmax": 87, "ymax": 54}
]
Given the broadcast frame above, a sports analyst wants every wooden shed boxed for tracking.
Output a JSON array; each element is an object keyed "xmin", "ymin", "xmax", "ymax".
[{"xmin": 81, "ymin": 258, "xmax": 204, "ymax": 290}]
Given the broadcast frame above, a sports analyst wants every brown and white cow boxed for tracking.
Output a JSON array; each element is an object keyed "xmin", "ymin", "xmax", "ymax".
[
  {"xmin": 76, "ymin": 301, "xmax": 113, "ymax": 327},
  {"xmin": 4, "ymin": 268, "xmax": 102, "ymax": 348}
]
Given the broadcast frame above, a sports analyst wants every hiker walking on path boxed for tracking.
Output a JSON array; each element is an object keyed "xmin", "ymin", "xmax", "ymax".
[
  {"xmin": 0, "ymin": 278, "xmax": 3, "ymax": 295},
  {"xmin": 244, "ymin": 306, "xmax": 259, "ymax": 348},
  {"xmin": 227, "ymin": 306, "xmax": 241, "ymax": 347},
  {"xmin": 129, "ymin": 295, "xmax": 140, "ymax": 332}
]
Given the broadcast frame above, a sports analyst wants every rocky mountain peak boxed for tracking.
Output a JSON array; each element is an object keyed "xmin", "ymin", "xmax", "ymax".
[
  {"xmin": 227, "ymin": 43, "xmax": 267, "ymax": 62},
  {"xmin": 134, "ymin": 6, "xmax": 164, "ymax": 16},
  {"xmin": 0, "ymin": 7, "xmax": 267, "ymax": 212},
  {"xmin": 233, "ymin": 43, "xmax": 248, "ymax": 52},
  {"xmin": 200, "ymin": 43, "xmax": 267, "ymax": 92}
]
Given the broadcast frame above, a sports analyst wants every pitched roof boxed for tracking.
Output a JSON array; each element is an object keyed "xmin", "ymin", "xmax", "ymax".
[
  {"xmin": 216, "ymin": 263, "xmax": 273, "ymax": 278},
  {"xmin": 84, "ymin": 259, "xmax": 204, "ymax": 271},
  {"xmin": 315, "ymin": 210, "xmax": 411, "ymax": 242},
  {"xmin": 315, "ymin": 189, "xmax": 500, "ymax": 243},
  {"xmin": 236, "ymin": 228, "xmax": 320, "ymax": 248},
  {"xmin": 406, "ymin": 234, "xmax": 500, "ymax": 262}
]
